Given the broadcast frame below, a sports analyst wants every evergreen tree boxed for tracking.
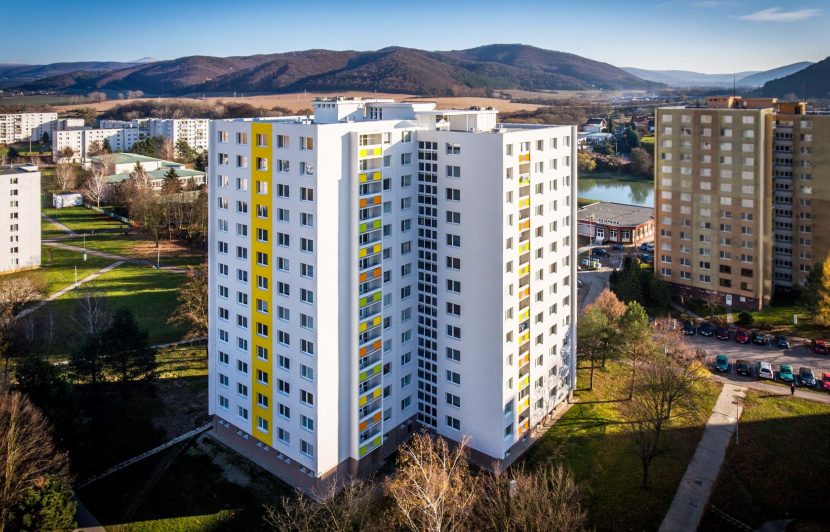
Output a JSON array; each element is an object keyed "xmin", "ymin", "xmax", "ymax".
[
  {"xmin": 8, "ymin": 475, "xmax": 76, "ymax": 532},
  {"xmin": 103, "ymin": 308, "xmax": 157, "ymax": 387}
]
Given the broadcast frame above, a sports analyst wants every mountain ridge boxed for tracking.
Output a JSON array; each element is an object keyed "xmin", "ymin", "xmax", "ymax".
[
  {"xmin": 11, "ymin": 45, "xmax": 663, "ymax": 96},
  {"xmin": 762, "ymin": 57, "xmax": 830, "ymax": 99}
]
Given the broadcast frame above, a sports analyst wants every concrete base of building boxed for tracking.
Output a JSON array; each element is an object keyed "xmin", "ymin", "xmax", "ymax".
[
  {"xmin": 210, "ymin": 414, "xmax": 418, "ymax": 498},
  {"xmin": 669, "ymin": 283, "xmax": 763, "ymax": 311}
]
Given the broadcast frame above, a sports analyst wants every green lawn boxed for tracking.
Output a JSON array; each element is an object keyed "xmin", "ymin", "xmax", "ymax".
[
  {"xmin": 519, "ymin": 362, "xmax": 721, "ymax": 531},
  {"xmin": 700, "ymin": 392, "xmax": 830, "ymax": 530},
  {"xmin": 59, "ymin": 232, "xmax": 207, "ymax": 270},
  {"xmin": 580, "ymin": 171, "xmax": 651, "ymax": 182},
  {"xmin": 156, "ymin": 344, "xmax": 208, "ymax": 379},
  {"xmin": 12, "ymin": 245, "xmax": 114, "ymax": 297},
  {"xmin": 749, "ymin": 297, "xmax": 824, "ymax": 338},
  {"xmin": 44, "ymin": 206, "xmax": 127, "ymax": 235},
  {"xmin": 32, "ymin": 262, "xmax": 189, "ymax": 350}
]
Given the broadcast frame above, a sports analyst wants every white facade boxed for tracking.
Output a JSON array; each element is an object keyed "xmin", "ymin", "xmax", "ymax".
[
  {"xmin": 53, "ymin": 128, "xmax": 140, "ymax": 163},
  {"xmin": 207, "ymin": 98, "xmax": 578, "ymax": 487},
  {"xmin": 100, "ymin": 118, "xmax": 210, "ymax": 152},
  {"xmin": 0, "ymin": 112, "xmax": 57, "ymax": 144},
  {"xmin": 57, "ymin": 118, "xmax": 85, "ymax": 131},
  {"xmin": 0, "ymin": 165, "xmax": 41, "ymax": 273}
]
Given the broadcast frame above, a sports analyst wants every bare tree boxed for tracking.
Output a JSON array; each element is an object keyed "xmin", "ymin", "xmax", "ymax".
[
  {"xmin": 158, "ymin": 137, "xmax": 176, "ymax": 161},
  {"xmin": 620, "ymin": 350, "xmax": 706, "ymax": 488},
  {"xmin": 476, "ymin": 463, "xmax": 586, "ymax": 532},
  {"xmin": 71, "ymin": 285, "xmax": 111, "ymax": 337},
  {"xmin": 386, "ymin": 433, "xmax": 479, "ymax": 532},
  {"xmin": 54, "ymin": 163, "xmax": 77, "ymax": 192},
  {"xmin": 0, "ymin": 278, "xmax": 39, "ymax": 379},
  {"xmin": 40, "ymin": 311, "xmax": 59, "ymax": 362},
  {"xmin": 265, "ymin": 478, "xmax": 377, "ymax": 532},
  {"xmin": 702, "ymin": 290, "xmax": 720, "ymax": 320},
  {"xmin": 82, "ymin": 157, "xmax": 111, "ymax": 208},
  {"xmin": 0, "ymin": 389, "xmax": 70, "ymax": 531},
  {"xmin": 168, "ymin": 266, "xmax": 208, "ymax": 354}
]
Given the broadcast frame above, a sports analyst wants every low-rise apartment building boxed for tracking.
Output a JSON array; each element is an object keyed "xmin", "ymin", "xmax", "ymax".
[{"xmin": 0, "ymin": 164, "xmax": 41, "ymax": 273}]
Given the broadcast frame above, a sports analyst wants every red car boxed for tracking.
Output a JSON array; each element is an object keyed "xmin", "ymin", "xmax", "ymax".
[
  {"xmin": 812, "ymin": 339, "xmax": 829, "ymax": 354},
  {"xmin": 735, "ymin": 328, "xmax": 750, "ymax": 344},
  {"xmin": 823, "ymin": 373, "xmax": 830, "ymax": 392}
]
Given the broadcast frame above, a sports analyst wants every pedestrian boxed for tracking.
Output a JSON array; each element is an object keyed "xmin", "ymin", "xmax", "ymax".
[{"xmin": 790, "ymin": 382, "xmax": 795, "ymax": 396}]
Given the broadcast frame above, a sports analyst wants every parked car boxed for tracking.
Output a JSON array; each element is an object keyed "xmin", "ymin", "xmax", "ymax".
[
  {"xmin": 799, "ymin": 367, "xmax": 816, "ymax": 387},
  {"xmin": 715, "ymin": 354, "xmax": 729, "ymax": 372},
  {"xmin": 591, "ymin": 248, "xmax": 609, "ymax": 257},
  {"xmin": 775, "ymin": 335, "xmax": 790, "ymax": 349},
  {"xmin": 611, "ymin": 243, "xmax": 624, "ymax": 251},
  {"xmin": 716, "ymin": 326, "xmax": 730, "ymax": 340},
  {"xmin": 822, "ymin": 373, "xmax": 830, "ymax": 392},
  {"xmin": 736, "ymin": 359, "xmax": 752, "ymax": 376},
  {"xmin": 577, "ymin": 279, "xmax": 583, "ymax": 288},
  {"xmin": 758, "ymin": 361, "xmax": 774, "ymax": 379},
  {"xmin": 735, "ymin": 328, "xmax": 750, "ymax": 344},
  {"xmin": 640, "ymin": 254, "xmax": 653, "ymax": 263},
  {"xmin": 699, "ymin": 322, "xmax": 714, "ymax": 337},
  {"xmin": 750, "ymin": 331, "xmax": 766, "ymax": 345},
  {"xmin": 682, "ymin": 321, "xmax": 696, "ymax": 336},
  {"xmin": 639, "ymin": 243, "xmax": 649, "ymax": 251},
  {"xmin": 646, "ymin": 242, "xmax": 654, "ymax": 252},
  {"xmin": 811, "ymin": 339, "xmax": 829, "ymax": 354},
  {"xmin": 779, "ymin": 364, "xmax": 795, "ymax": 383}
]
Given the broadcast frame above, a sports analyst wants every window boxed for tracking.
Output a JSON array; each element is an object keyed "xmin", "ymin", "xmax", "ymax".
[
  {"xmin": 446, "ymin": 393, "xmax": 461, "ymax": 408},
  {"xmin": 301, "ymin": 263, "xmax": 313, "ymax": 278},
  {"xmin": 277, "ymin": 160, "xmax": 289, "ymax": 172},
  {"xmin": 446, "ymin": 370, "xmax": 461, "ymax": 385},
  {"xmin": 300, "ymin": 390, "xmax": 314, "ymax": 406},
  {"xmin": 236, "ymin": 155, "xmax": 248, "ymax": 168},
  {"xmin": 446, "ymin": 234, "xmax": 460, "ymax": 247},
  {"xmin": 301, "ymin": 238, "xmax": 314, "ymax": 253},
  {"xmin": 300, "ymin": 136, "xmax": 313, "ymax": 150},
  {"xmin": 301, "ymin": 213, "xmax": 314, "ymax": 227},
  {"xmin": 447, "ymin": 279, "xmax": 460, "ymax": 293},
  {"xmin": 256, "ymin": 157, "xmax": 267, "ymax": 171},
  {"xmin": 446, "ymin": 416, "xmax": 460, "ymax": 430},
  {"xmin": 446, "ymin": 211, "xmax": 460, "ymax": 224},
  {"xmin": 446, "ymin": 166, "xmax": 461, "ymax": 178},
  {"xmin": 301, "ymin": 288, "xmax": 314, "ymax": 304},
  {"xmin": 446, "ymin": 257, "xmax": 460, "ymax": 270},
  {"xmin": 300, "ymin": 187, "xmax": 314, "ymax": 201},
  {"xmin": 238, "ymin": 406, "xmax": 249, "ymax": 420},
  {"xmin": 277, "ymin": 135, "xmax": 289, "ymax": 148},
  {"xmin": 446, "ymin": 302, "xmax": 461, "ymax": 316},
  {"xmin": 236, "ymin": 201, "xmax": 248, "ymax": 214}
]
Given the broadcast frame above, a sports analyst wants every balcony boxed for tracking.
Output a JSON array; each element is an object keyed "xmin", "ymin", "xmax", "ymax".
[
  {"xmin": 358, "ymin": 408, "xmax": 383, "ymax": 433},
  {"xmin": 358, "ymin": 314, "xmax": 382, "ymax": 334},
  {"xmin": 359, "ymin": 338, "xmax": 383, "ymax": 359},
  {"xmin": 358, "ymin": 384, "xmax": 382, "ymax": 408},
  {"xmin": 359, "ymin": 219, "xmax": 383, "ymax": 235},
  {"xmin": 358, "ymin": 171, "xmax": 382, "ymax": 183},
  {"xmin": 518, "ymin": 330, "xmax": 530, "ymax": 346},
  {"xmin": 359, "ymin": 360, "xmax": 382, "ymax": 383}
]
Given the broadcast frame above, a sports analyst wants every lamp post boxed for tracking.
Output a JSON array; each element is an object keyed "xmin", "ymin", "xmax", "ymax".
[{"xmin": 83, "ymin": 233, "xmax": 87, "ymax": 261}]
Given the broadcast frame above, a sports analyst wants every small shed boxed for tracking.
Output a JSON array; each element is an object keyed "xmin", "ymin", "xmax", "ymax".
[{"xmin": 52, "ymin": 193, "xmax": 83, "ymax": 208}]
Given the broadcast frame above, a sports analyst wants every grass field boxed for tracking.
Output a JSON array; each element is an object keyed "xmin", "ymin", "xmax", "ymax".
[
  {"xmin": 700, "ymin": 392, "xmax": 830, "ymax": 530},
  {"xmin": 580, "ymin": 171, "xmax": 652, "ymax": 182},
  {"xmin": 58, "ymin": 232, "xmax": 207, "ymax": 270},
  {"xmin": 31, "ymin": 262, "xmax": 188, "ymax": 350},
  {"xmin": 518, "ymin": 362, "xmax": 721, "ymax": 531},
  {"xmin": 43, "ymin": 205, "xmax": 127, "ymax": 235}
]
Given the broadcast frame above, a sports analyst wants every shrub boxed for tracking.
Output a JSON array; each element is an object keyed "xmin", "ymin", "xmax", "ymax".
[{"xmin": 736, "ymin": 311, "xmax": 754, "ymax": 327}]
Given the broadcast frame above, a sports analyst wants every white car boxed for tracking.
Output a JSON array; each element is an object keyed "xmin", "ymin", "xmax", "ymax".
[
  {"xmin": 758, "ymin": 361, "xmax": 774, "ymax": 379},
  {"xmin": 646, "ymin": 242, "xmax": 655, "ymax": 252}
]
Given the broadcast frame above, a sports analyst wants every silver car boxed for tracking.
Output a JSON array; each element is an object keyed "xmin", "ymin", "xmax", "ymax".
[{"xmin": 758, "ymin": 361, "xmax": 774, "ymax": 379}]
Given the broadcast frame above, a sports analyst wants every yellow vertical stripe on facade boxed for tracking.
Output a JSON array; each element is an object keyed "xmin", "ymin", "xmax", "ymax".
[{"xmin": 251, "ymin": 122, "xmax": 273, "ymax": 447}]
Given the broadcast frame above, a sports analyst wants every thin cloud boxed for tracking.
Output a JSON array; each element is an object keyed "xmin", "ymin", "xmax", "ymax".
[
  {"xmin": 692, "ymin": 1, "xmax": 736, "ymax": 7},
  {"xmin": 738, "ymin": 7, "xmax": 820, "ymax": 21}
]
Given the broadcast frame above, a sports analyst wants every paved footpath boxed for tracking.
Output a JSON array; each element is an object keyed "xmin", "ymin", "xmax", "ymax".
[
  {"xmin": 659, "ymin": 383, "xmax": 747, "ymax": 532},
  {"xmin": 16, "ymin": 261, "xmax": 124, "ymax": 319},
  {"xmin": 41, "ymin": 213, "xmax": 77, "ymax": 235},
  {"xmin": 43, "ymin": 240, "xmax": 188, "ymax": 274}
]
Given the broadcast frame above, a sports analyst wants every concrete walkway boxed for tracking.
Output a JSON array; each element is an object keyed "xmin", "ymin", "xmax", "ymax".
[
  {"xmin": 16, "ymin": 261, "xmax": 124, "ymax": 319},
  {"xmin": 659, "ymin": 383, "xmax": 747, "ymax": 532},
  {"xmin": 43, "ymin": 240, "xmax": 188, "ymax": 274},
  {"xmin": 42, "ymin": 213, "xmax": 77, "ymax": 235},
  {"xmin": 73, "ymin": 495, "xmax": 106, "ymax": 532}
]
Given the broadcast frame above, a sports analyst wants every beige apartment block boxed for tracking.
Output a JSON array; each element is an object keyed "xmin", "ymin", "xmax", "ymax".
[{"xmin": 655, "ymin": 97, "xmax": 829, "ymax": 311}]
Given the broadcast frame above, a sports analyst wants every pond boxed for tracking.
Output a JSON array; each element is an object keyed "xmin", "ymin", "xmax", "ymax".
[{"xmin": 578, "ymin": 176, "xmax": 654, "ymax": 207}]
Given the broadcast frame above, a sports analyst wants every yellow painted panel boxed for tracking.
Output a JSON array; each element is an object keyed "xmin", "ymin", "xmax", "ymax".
[
  {"xmin": 359, "ymin": 395, "xmax": 367, "ymax": 407},
  {"xmin": 359, "ymin": 248, "xmax": 367, "ymax": 258},
  {"xmin": 359, "ymin": 149, "xmax": 367, "ymax": 157},
  {"xmin": 359, "ymin": 322, "xmax": 367, "ymax": 332}
]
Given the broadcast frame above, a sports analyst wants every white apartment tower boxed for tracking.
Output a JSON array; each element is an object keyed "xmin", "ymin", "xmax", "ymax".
[
  {"xmin": 208, "ymin": 98, "xmax": 578, "ymax": 489},
  {"xmin": 0, "ymin": 164, "xmax": 41, "ymax": 273},
  {"xmin": 0, "ymin": 112, "xmax": 57, "ymax": 144}
]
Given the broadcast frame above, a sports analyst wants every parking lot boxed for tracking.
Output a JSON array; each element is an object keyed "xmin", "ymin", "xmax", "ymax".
[{"xmin": 687, "ymin": 331, "xmax": 830, "ymax": 386}]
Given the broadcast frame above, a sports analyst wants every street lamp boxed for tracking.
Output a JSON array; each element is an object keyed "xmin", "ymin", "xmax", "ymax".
[{"xmin": 83, "ymin": 233, "xmax": 87, "ymax": 262}]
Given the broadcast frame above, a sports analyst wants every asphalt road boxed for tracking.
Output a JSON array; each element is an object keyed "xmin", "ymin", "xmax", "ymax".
[{"xmin": 687, "ymin": 332, "xmax": 830, "ymax": 382}]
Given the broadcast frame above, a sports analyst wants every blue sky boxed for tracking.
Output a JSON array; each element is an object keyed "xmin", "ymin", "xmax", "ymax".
[{"xmin": 5, "ymin": 0, "xmax": 826, "ymax": 73}]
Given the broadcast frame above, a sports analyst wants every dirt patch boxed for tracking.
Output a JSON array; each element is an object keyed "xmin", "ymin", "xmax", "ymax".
[{"xmin": 152, "ymin": 376, "xmax": 209, "ymax": 440}]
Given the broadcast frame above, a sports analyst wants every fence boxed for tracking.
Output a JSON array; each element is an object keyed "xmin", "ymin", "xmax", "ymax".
[{"xmin": 84, "ymin": 203, "xmax": 136, "ymax": 226}]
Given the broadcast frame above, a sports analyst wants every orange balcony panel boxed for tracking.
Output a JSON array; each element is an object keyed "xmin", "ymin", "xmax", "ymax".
[
  {"xmin": 360, "ymin": 272, "xmax": 367, "ymax": 282},
  {"xmin": 373, "ymin": 339, "xmax": 382, "ymax": 351},
  {"xmin": 359, "ymin": 419, "xmax": 367, "ymax": 431},
  {"xmin": 359, "ymin": 198, "xmax": 367, "ymax": 208},
  {"xmin": 360, "ymin": 345, "xmax": 368, "ymax": 357},
  {"xmin": 373, "ymin": 267, "xmax": 382, "ymax": 278},
  {"xmin": 373, "ymin": 412, "xmax": 382, "ymax": 424}
]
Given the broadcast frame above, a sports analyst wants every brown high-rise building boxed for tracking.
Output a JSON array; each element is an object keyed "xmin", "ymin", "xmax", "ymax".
[{"xmin": 654, "ymin": 97, "xmax": 829, "ymax": 311}]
